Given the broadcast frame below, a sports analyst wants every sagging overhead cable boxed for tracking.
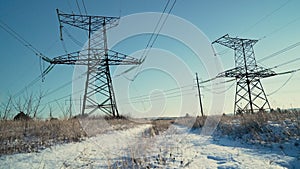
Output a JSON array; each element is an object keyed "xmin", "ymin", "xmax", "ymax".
[
  {"xmin": 0, "ymin": 19, "xmax": 54, "ymax": 97},
  {"xmin": 258, "ymin": 41, "xmax": 300, "ymax": 62},
  {"xmin": 267, "ymin": 72, "xmax": 295, "ymax": 96},
  {"xmin": 114, "ymin": 0, "xmax": 177, "ymax": 81},
  {"xmin": 0, "ymin": 19, "xmax": 51, "ymax": 62}
]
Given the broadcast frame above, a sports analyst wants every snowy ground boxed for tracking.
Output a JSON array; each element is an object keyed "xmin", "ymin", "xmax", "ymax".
[
  {"xmin": 1, "ymin": 124, "xmax": 299, "ymax": 168},
  {"xmin": 0, "ymin": 125, "xmax": 151, "ymax": 168},
  {"xmin": 131, "ymin": 125, "xmax": 300, "ymax": 168}
]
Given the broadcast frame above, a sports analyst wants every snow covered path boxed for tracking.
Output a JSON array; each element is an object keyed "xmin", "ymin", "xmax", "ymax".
[
  {"xmin": 1, "ymin": 124, "xmax": 299, "ymax": 168},
  {"xmin": 0, "ymin": 124, "xmax": 151, "ymax": 169}
]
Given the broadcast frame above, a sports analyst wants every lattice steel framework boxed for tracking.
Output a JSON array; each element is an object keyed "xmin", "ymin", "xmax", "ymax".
[
  {"xmin": 46, "ymin": 9, "xmax": 141, "ymax": 117},
  {"xmin": 212, "ymin": 34, "xmax": 277, "ymax": 115}
]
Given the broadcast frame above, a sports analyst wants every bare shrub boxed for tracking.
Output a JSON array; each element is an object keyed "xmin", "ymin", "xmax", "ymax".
[
  {"xmin": 12, "ymin": 91, "xmax": 46, "ymax": 119},
  {"xmin": 0, "ymin": 95, "xmax": 13, "ymax": 120}
]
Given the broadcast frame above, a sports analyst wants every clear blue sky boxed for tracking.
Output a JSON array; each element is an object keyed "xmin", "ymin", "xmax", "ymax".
[{"xmin": 1, "ymin": 0, "xmax": 300, "ymax": 118}]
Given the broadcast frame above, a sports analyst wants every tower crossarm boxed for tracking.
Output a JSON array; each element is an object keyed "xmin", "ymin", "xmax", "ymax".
[
  {"xmin": 212, "ymin": 34, "xmax": 258, "ymax": 50},
  {"xmin": 107, "ymin": 50, "xmax": 142, "ymax": 65},
  {"xmin": 46, "ymin": 49, "xmax": 141, "ymax": 66},
  {"xmin": 217, "ymin": 66, "xmax": 277, "ymax": 79},
  {"xmin": 216, "ymin": 67, "xmax": 243, "ymax": 78},
  {"xmin": 252, "ymin": 66, "xmax": 277, "ymax": 78},
  {"xmin": 57, "ymin": 9, "xmax": 119, "ymax": 32}
]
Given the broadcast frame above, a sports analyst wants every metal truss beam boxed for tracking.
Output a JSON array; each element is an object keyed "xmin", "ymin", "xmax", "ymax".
[
  {"xmin": 56, "ymin": 9, "xmax": 119, "ymax": 32},
  {"xmin": 49, "ymin": 49, "xmax": 141, "ymax": 66}
]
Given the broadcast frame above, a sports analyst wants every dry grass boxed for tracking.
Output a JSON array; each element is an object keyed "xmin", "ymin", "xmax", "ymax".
[
  {"xmin": 144, "ymin": 119, "xmax": 175, "ymax": 137},
  {"xmin": 164, "ymin": 110, "xmax": 300, "ymax": 144},
  {"xmin": 216, "ymin": 110, "xmax": 300, "ymax": 144},
  {"xmin": 111, "ymin": 119, "xmax": 180, "ymax": 168},
  {"xmin": 0, "ymin": 119, "xmax": 86, "ymax": 155},
  {"xmin": 0, "ymin": 116, "xmax": 142, "ymax": 155}
]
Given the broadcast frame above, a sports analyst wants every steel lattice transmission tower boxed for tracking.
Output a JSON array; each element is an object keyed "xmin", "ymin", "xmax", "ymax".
[
  {"xmin": 45, "ymin": 9, "xmax": 141, "ymax": 117},
  {"xmin": 212, "ymin": 34, "xmax": 277, "ymax": 115}
]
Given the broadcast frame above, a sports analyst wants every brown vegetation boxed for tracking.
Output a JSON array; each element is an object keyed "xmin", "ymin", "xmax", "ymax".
[
  {"xmin": 187, "ymin": 110, "xmax": 300, "ymax": 144},
  {"xmin": 0, "ymin": 119, "xmax": 86, "ymax": 155},
  {"xmin": 0, "ymin": 116, "xmax": 145, "ymax": 155},
  {"xmin": 146, "ymin": 119, "xmax": 175, "ymax": 137}
]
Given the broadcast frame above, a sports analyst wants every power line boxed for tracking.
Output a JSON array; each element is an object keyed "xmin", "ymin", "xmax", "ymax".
[
  {"xmin": 13, "ymin": 75, "xmax": 43, "ymax": 98},
  {"xmin": 129, "ymin": 88, "xmax": 195, "ymax": 102},
  {"xmin": 120, "ymin": 76, "xmax": 234, "ymax": 104},
  {"xmin": 258, "ymin": 41, "xmax": 300, "ymax": 62},
  {"xmin": 276, "ymin": 67, "xmax": 300, "ymax": 75},
  {"xmin": 75, "ymin": 0, "xmax": 83, "ymax": 16},
  {"xmin": 217, "ymin": 14, "xmax": 299, "ymax": 57},
  {"xmin": 81, "ymin": 0, "xmax": 88, "ymax": 15},
  {"xmin": 268, "ymin": 57, "xmax": 300, "ymax": 70},
  {"xmin": 0, "ymin": 19, "xmax": 48, "ymax": 60},
  {"xmin": 63, "ymin": 27, "xmax": 84, "ymax": 47},
  {"xmin": 213, "ymin": 0, "xmax": 295, "ymax": 60},
  {"xmin": 35, "ymin": 69, "xmax": 89, "ymax": 104},
  {"xmin": 13, "ymin": 64, "xmax": 55, "ymax": 98},
  {"xmin": 120, "ymin": 83, "xmax": 194, "ymax": 101},
  {"xmin": 142, "ymin": 0, "xmax": 170, "ymax": 50},
  {"xmin": 240, "ymin": 0, "xmax": 291, "ymax": 34},
  {"xmin": 14, "ymin": 69, "xmax": 89, "ymax": 107},
  {"xmin": 118, "ymin": 0, "xmax": 175, "ymax": 79},
  {"xmin": 121, "ymin": 90, "xmax": 195, "ymax": 105},
  {"xmin": 119, "ymin": 75, "xmax": 233, "ymax": 105},
  {"xmin": 199, "ymin": 76, "xmax": 217, "ymax": 84},
  {"xmin": 202, "ymin": 82, "xmax": 235, "ymax": 94},
  {"xmin": 216, "ymin": 14, "xmax": 300, "ymax": 59},
  {"xmin": 118, "ymin": 74, "xmax": 228, "ymax": 103},
  {"xmin": 140, "ymin": 0, "xmax": 171, "ymax": 59},
  {"xmin": 267, "ymin": 72, "xmax": 295, "ymax": 96},
  {"xmin": 14, "ymin": 64, "xmax": 87, "ymax": 102},
  {"xmin": 212, "ymin": 78, "xmax": 235, "ymax": 85},
  {"xmin": 0, "ymin": 19, "xmax": 54, "ymax": 97},
  {"xmin": 261, "ymin": 15, "xmax": 300, "ymax": 40},
  {"xmin": 116, "ymin": 0, "xmax": 177, "ymax": 80},
  {"xmin": 61, "ymin": 38, "xmax": 68, "ymax": 54},
  {"xmin": 201, "ymin": 79, "xmax": 236, "ymax": 90},
  {"xmin": 142, "ymin": 0, "xmax": 177, "ymax": 61},
  {"xmin": 41, "ymin": 88, "xmax": 85, "ymax": 105},
  {"xmin": 118, "ymin": 0, "xmax": 122, "ymax": 17}
]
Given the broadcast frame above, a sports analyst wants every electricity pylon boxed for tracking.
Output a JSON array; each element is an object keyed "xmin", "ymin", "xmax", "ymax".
[
  {"xmin": 45, "ymin": 9, "xmax": 141, "ymax": 117},
  {"xmin": 212, "ymin": 34, "xmax": 276, "ymax": 115}
]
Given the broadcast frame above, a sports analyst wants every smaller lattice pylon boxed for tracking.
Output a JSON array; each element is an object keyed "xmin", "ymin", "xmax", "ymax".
[{"xmin": 212, "ymin": 34, "xmax": 277, "ymax": 115}]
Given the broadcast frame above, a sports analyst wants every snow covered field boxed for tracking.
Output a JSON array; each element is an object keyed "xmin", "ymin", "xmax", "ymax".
[
  {"xmin": 134, "ymin": 125, "xmax": 300, "ymax": 168},
  {"xmin": 0, "ymin": 124, "xmax": 299, "ymax": 168}
]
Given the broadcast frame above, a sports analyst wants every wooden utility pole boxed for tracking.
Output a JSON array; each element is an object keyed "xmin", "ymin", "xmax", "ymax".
[
  {"xmin": 69, "ymin": 96, "xmax": 72, "ymax": 118},
  {"xmin": 196, "ymin": 73, "xmax": 204, "ymax": 117}
]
